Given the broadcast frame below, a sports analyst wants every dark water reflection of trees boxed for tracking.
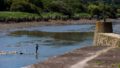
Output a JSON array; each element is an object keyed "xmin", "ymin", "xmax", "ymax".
[{"xmin": 10, "ymin": 30, "xmax": 94, "ymax": 41}]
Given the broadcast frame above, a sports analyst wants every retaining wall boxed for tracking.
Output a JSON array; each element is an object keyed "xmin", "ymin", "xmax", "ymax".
[{"xmin": 95, "ymin": 33, "xmax": 120, "ymax": 47}]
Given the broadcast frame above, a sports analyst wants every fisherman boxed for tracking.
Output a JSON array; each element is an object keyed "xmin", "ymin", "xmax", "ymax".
[{"xmin": 35, "ymin": 44, "xmax": 39, "ymax": 54}]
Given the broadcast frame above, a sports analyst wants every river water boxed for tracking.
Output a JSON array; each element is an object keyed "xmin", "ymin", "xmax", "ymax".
[{"xmin": 0, "ymin": 24, "xmax": 95, "ymax": 68}]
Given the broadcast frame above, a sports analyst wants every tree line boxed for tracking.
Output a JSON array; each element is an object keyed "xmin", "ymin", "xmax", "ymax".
[{"xmin": 0, "ymin": 0, "xmax": 120, "ymax": 20}]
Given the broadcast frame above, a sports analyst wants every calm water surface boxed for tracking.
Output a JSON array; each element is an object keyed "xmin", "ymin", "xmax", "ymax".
[{"xmin": 0, "ymin": 25, "xmax": 95, "ymax": 68}]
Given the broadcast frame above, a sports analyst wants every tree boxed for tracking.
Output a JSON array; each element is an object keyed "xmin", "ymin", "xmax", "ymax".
[
  {"xmin": 87, "ymin": 1, "xmax": 117, "ymax": 19},
  {"xmin": 10, "ymin": 1, "xmax": 41, "ymax": 14},
  {"xmin": 88, "ymin": 4, "xmax": 101, "ymax": 18},
  {"xmin": 0, "ymin": 0, "xmax": 8, "ymax": 10},
  {"xmin": 98, "ymin": 2, "xmax": 117, "ymax": 18},
  {"xmin": 48, "ymin": 1, "xmax": 73, "ymax": 18},
  {"xmin": 62, "ymin": 0, "xmax": 86, "ymax": 13},
  {"xmin": 29, "ymin": 0, "xmax": 44, "ymax": 9}
]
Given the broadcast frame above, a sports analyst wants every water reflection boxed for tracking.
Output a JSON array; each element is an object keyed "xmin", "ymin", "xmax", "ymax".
[{"xmin": 10, "ymin": 30, "xmax": 94, "ymax": 41}]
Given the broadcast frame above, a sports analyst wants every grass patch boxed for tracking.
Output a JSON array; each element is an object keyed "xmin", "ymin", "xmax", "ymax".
[
  {"xmin": 118, "ymin": 63, "xmax": 120, "ymax": 68},
  {"xmin": 117, "ymin": 13, "xmax": 120, "ymax": 17},
  {"xmin": 73, "ymin": 13, "xmax": 91, "ymax": 19},
  {"xmin": 41, "ymin": 12, "xmax": 68, "ymax": 20},
  {"xmin": 0, "ymin": 11, "xmax": 93, "ymax": 22},
  {"xmin": 0, "ymin": 11, "xmax": 41, "ymax": 22},
  {"xmin": 111, "ymin": 63, "xmax": 120, "ymax": 68},
  {"xmin": 95, "ymin": 61, "xmax": 103, "ymax": 65}
]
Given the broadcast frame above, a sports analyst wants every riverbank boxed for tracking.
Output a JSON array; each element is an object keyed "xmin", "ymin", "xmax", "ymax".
[
  {"xmin": 23, "ymin": 46, "xmax": 120, "ymax": 68},
  {"xmin": 0, "ymin": 18, "xmax": 120, "ymax": 32},
  {"xmin": 24, "ymin": 46, "xmax": 110, "ymax": 68},
  {"xmin": 86, "ymin": 47, "xmax": 120, "ymax": 68},
  {"xmin": 0, "ymin": 19, "xmax": 96, "ymax": 31}
]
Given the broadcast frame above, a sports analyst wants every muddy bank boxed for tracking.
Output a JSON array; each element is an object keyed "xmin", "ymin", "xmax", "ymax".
[
  {"xmin": 86, "ymin": 47, "xmax": 120, "ymax": 68},
  {"xmin": 0, "ymin": 18, "xmax": 119, "ymax": 32},
  {"xmin": 24, "ymin": 46, "xmax": 108, "ymax": 68},
  {"xmin": 0, "ymin": 19, "xmax": 96, "ymax": 31}
]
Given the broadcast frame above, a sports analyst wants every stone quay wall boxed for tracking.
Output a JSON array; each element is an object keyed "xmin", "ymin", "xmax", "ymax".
[{"xmin": 95, "ymin": 33, "xmax": 120, "ymax": 47}]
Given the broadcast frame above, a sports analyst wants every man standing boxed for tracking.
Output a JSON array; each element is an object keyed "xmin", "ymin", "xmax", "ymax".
[{"xmin": 36, "ymin": 44, "xmax": 39, "ymax": 54}]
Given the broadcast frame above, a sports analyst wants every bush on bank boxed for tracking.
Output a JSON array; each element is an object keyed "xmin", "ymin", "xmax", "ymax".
[
  {"xmin": 73, "ymin": 13, "xmax": 91, "ymax": 20},
  {"xmin": 0, "ymin": 11, "xmax": 93, "ymax": 22},
  {"xmin": 41, "ymin": 12, "xmax": 68, "ymax": 20},
  {"xmin": 0, "ymin": 11, "xmax": 41, "ymax": 22}
]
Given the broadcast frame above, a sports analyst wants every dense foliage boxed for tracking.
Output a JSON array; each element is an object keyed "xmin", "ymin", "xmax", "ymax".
[{"xmin": 0, "ymin": 0, "xmax": 119, "ymax": 21}]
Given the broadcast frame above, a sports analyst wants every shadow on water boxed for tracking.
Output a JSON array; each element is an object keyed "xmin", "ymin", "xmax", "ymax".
[{"xmin": 10, "ymin": 30, "xmax": 94, "ymax": 41}]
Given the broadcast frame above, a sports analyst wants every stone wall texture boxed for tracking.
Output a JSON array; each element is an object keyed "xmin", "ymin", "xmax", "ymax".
[{"xmin": 95, "ymin": 33, "xmax": 120, "ymax": 47}]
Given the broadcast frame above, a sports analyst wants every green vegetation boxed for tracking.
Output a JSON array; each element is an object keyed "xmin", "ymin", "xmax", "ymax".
[
  {"xmin": 0, "ymin": 11, "xmax": 41, "ymax": 22},
  {"xmin": 73, "ymin": 13, "xmax": 91, "ymax": 19},
  {"xmin": 41, "ymin": 12, "xmax": 68, "ymax": 20},
  {"xmin": 111, "ymin": 63, "xmax": 120, "ymax": 68},
  {"xmin": 0, "ymin": 0, "xmax": 119, "ymax": 22},
  {"xmin": 95, "ymin": 61, "xmax": 103, "ymax": 65},
  {"xmin": 118, "ymin": 63, "xmax": 120, "ymax": 68}
]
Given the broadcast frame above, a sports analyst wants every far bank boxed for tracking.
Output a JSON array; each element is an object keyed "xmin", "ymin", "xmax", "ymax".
[{"xmin": 0, "ymin": 19, "xmax": 96, "ymax": 31}]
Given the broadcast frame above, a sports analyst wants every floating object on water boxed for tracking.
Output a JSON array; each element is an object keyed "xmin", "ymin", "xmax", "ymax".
[{"xmin": 19, "ymin": 52, "xmax": 24, "ymax": 55}]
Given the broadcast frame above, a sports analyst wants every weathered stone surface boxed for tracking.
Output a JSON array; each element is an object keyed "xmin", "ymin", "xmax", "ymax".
[
  {"xmin": 95, "ymin": 33, "xmax": 120, "ymax": 47},
  {"xmin": 93, "ymin": 21, "xmax": 113, "ymax": 45},
  {"xmin": 95, "ymin": 21, "xmax": 113, "ymax": 33}
]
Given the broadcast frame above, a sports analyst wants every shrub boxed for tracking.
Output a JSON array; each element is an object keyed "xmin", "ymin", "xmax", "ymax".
[
  {"xmin": 0, "ymin": 11, "xmax": 41, "ymax": 22},
  {"xmin": 10, "ymin": 1, "xmax": 41, "ymax": 14},
  {"xmin": 47, "ymin": 1, "xmax": 73, "ymax": 18},
  {"xmin": 41, "ymin": 12, "xmax": 68, "ymax": 20},
  {"xmin": 73, "ymin": 13, "xmax": 91, "ymax": 19}
]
